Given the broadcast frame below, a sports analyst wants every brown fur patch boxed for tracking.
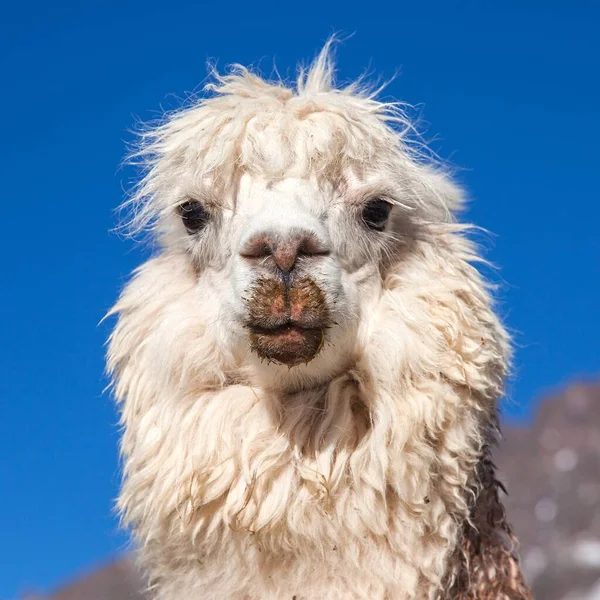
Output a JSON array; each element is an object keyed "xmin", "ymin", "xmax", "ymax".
[
  {"xmin": 247, "ymin": 277, "xmax": 289, "ymax": 330},
  {"xmin": 288, "ymin": 276, "xmax": 329, "ymax": 328},
  {"xmin": 245, "ymin": 275, "xmax": 329, "ymax": 365},
  {"xmin": 440, "ymin": 445, "xmax": 533, "ymax": 600}
]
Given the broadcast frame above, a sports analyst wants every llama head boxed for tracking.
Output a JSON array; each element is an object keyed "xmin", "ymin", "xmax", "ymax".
[{"xmin": 120, "ymin": 44, "xmax": 470, "ymax": 394}]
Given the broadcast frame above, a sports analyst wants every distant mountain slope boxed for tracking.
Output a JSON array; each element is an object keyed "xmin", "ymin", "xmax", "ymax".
[
  {"xmin": 498, "ymin": 382, "xmax": 600, "ymax": 600},
  {"xmin": 28, "ymin": 382, "xmax": 600, "ymax": 600},
  {"xmin": 23, "ymin": 558, "xmax": 144, "ymax": 600}
]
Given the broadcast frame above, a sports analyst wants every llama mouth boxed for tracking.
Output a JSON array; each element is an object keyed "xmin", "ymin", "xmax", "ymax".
[
  {"xmin": 248, "ymin": 324, "xmax": 325, "ymax": 366},
  {"xmin": 245, "ymin": 274, "xmax": 330, "ymax": 366}
]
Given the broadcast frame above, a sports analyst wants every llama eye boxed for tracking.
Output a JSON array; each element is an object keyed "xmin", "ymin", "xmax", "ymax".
[
  {"xmin": 178, "ymin": 200, "xmax": 209, "ymax": 234},
  {"xmin": 361, "ymin": 198, "xmax": 393, "ymax": 232}
]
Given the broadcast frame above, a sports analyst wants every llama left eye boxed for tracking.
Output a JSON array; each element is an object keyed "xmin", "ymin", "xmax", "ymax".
[
  {"xmin": 362, "ymin": 199, "xmax": 393, "ymax": 232},
  {"xmin": 178, "ymin": 200, "xmax": 209, "ymax": 234}
]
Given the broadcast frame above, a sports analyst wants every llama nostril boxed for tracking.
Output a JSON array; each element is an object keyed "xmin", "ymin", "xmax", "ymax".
[
  {"xmin": 241, "ymin": 232, "xmax": 328, "ymax": 274},
  {"xmin": 239, "ymin": 237, "xmax": 273, "ymax": 260}
]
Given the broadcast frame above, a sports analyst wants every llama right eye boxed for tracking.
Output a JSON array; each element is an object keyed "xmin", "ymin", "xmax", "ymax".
[
  {"xmin": 361, "ymin": 198, "xmax": 393, "ymax": 232},
  {"xmin": 178, "ymin": 200, "xmax": 209, "ymax": 234}
]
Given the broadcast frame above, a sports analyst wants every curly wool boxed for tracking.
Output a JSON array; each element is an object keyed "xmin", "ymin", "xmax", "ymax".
[{"xmin": 107, "ymin": 43, "xmax": 525, "ymax": 600}]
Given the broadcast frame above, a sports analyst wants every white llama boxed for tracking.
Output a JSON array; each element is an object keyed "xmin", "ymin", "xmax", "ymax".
[{"xmin": 107, "ymin": 43, "xmax": 532, "ymax": 600}]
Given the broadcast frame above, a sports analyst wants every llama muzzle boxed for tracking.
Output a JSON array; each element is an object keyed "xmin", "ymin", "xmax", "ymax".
[{"xmin": 245, "ymin": 275, "xmax": 329, "ymax": 365}]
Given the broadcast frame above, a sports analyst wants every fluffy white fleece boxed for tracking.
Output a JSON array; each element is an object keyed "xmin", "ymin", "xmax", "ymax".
[{"xmin": 107, "ymin": 43, "xmax": 511, "ymax": 600}]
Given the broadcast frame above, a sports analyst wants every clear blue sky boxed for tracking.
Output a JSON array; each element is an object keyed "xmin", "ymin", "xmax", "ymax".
[{"xmin": 1, "ymin": 0, "xmax": 598, "ymax": 597}]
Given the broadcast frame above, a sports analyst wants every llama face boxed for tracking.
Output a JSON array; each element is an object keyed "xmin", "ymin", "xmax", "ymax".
[{"xmin": 170, "ymin": 172, "xmax": 399, "ymax": 384}]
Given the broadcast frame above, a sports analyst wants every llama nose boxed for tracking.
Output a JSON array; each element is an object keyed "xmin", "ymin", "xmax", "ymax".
[{"xmin": 240, "ymin": 232, "xmax": 328, "ymax": 274}]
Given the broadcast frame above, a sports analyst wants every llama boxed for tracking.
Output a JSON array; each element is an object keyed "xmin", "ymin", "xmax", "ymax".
[{"xmin": 107, "ymin": 43, "xmax": 532, "ymax": 600}]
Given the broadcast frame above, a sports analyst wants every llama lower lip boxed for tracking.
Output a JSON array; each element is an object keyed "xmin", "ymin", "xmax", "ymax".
[{"xmin": 249, "ymin": 325, "xmax": 324, "ymax": 366}]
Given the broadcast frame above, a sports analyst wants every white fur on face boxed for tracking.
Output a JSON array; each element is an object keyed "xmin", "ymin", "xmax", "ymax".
[
  {"xmin": 108, "ymin": 44, "xmax": 512, "ymax": 600},
  {"xmin": 178, "ymin": 174, "xmax": 395, "ymax": 388}
]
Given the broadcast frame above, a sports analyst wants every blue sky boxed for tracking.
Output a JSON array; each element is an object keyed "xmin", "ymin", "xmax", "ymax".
[{"xmin": 1, "ymin": 0, "xmax": 599, "ymax": 597}]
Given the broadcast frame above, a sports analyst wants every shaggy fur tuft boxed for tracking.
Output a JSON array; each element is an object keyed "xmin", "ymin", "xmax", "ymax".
[{"xmin": 108, "ymin": 42, "xmax": 531, "ymax": 599}]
